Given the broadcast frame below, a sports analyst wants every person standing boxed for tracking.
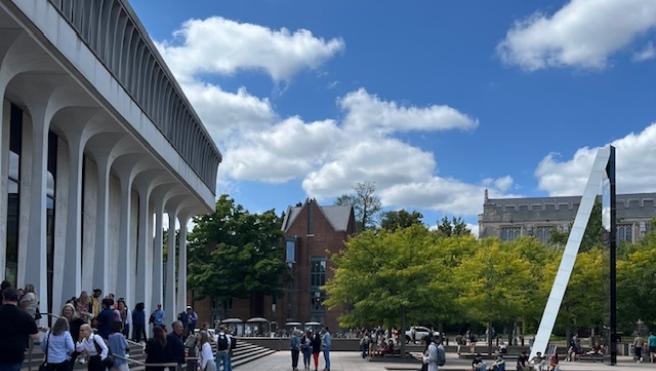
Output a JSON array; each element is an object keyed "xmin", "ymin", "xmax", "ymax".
[
  {"xmin": 214, "ymin": 326, "xmax": 232, "ymax": 371},
  {"xmin": 132, "ymin": 303, "xmax": 147, "ymax": 343},
  {"xmin": 184, "ymin": 330, "xmax": 199, "ymax": 371},
  {"xmin": 186, "ymin": 306, "xmax": 198, "ymax": 336},
  {"xmin": 322, "ymin": 327, "xmax": 332, "ymax": 371},
  {"xmin": 0, "ymin": 288, "xmax": 39, "ymax": 371},
  {"xmin": 290, "ymin": 330, "xmax": 301, "ymax": 371},
  {"xmin": 150, "ymin": 304, "xmax": 165, "ymax": 329},
  {"xmin": 19, "ymin": 284, "xmax": 38, "ymax": 320},
  {"xmin": 145, "ymin": 327, "xmax": 168, "ymax": 371},
  {"xmin": 311, "ymin": 331, "xmax": 321, "ymax": 371},
  {"xmin": 77, "ymin": 291, "xmax": 92, "ymax": 323},
  {"xmin": 165, "ymin": 321, "xmax": 185, "ymax": 371},
  {"xmin": 107, "ymin": 321, "xmax": 130, "ymax": 371},
  {"xmin": 61, "ymin": 304, "xmax": 85, "ymax": 343},
  {"xmin": 96, "ymin": 298, "xmax": 115, "ymax": 339},
  {"xmin": 91, "ymin": 289, "xmax": 103, "ymax": 319},
  {"xmin": 41, "ymin": 317, "xmax": 75, "ymax": 371},
  {"xmin": 197, "ymin": 331, "xmax": 215, "ymax": 371},
  {"xmin": 422, "ymin": 335, "xmax": 439, "ymax": 371},
  {"xmin": 301, "ymin": 332, "xmax": 312, "ymax": 369},
  {"xmin": 117, "ymin": 299, "xmax": 131, "ymax": 339},
  {"xmin": 75, "ymin": 324, "xmax": 109, "ymax": 371}
]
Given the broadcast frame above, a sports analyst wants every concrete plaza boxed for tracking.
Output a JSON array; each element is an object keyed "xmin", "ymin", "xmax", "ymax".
[{"xmin": 242, "ymin": 352, "xmax": 656, "ymax": 371}]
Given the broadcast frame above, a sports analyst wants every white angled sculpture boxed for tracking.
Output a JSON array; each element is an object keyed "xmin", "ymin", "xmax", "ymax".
[{"xmin": 530, "ymin": 146, "xmax": 612, "ymax": 360}]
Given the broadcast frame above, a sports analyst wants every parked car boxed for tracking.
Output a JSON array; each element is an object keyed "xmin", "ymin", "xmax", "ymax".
[{"xmin": 405, "ymin": 326, "xmax": 434, "ymax": 343}]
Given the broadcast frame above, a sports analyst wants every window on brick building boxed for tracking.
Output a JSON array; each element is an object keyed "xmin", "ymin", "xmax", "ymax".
[{"xmin": 310, "ymin": 257, "xmax": 326, "ymax": 315}]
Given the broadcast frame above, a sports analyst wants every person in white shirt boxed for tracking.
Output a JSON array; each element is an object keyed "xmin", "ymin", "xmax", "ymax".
[
  {"xmin": 75, "ymin": 324, "xmax": 109, "ymax": 371},
  {"xmin": 198, "ymin": 331, "xmax": 216, "ymax": 371}
]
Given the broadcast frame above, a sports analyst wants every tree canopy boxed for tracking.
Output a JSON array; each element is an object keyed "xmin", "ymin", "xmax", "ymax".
[
  {"xmin": 187, "ymin": 195, "xmax": 288, "ymax": 316},
  {"xmin": 380, "ymin": 209, "xmax": 424, "ymax": 231}
]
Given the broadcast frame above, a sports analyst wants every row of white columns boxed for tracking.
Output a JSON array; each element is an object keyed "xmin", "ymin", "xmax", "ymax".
[{"xmin": 0, "ymin": 31, "xmax": 199, "ymax": 324}]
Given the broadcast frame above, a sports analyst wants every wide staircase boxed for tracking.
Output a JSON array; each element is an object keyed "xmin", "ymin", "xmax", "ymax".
[{"xmin": 22, "ymin": 338, "xmax": 275, "ymax": 371}]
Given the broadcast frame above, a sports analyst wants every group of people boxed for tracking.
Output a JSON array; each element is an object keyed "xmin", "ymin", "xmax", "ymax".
[
  {"xmin": 0, "ymin": 280, "xmax": 207, "ymax": 371},
  {"xmin": 632, "ymin": 332, "xmax": 656, "ymax": 363},
  {"xmin": 289, "ymin": 327, "xmax": 332, "ymax": 371}
]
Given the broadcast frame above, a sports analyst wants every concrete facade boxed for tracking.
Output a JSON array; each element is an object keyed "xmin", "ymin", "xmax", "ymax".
[
  {"xmin": 0, "ymin": 0, "xmax": 220, "ymax": 324},
  {"xmin": 479, "ymin": 190, "xmax": 656, "ymax": 243}
]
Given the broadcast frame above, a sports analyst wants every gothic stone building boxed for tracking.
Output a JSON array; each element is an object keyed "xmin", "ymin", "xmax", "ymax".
[{"xmin": 478, "ymin": 191, "xmax": 656, "ymax": 243}]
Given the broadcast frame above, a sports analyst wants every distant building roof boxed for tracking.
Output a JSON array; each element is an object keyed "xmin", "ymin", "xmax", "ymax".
[{"xmin": 282, "ymin": 201, "xmax": 353, "ymax": 232}]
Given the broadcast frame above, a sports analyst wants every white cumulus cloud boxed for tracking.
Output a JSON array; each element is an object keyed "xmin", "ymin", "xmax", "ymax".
[
  {"xmin": 339, "ymin": 88, "xmax": 478, "ymax": 133},
  {"xmin": 498, "ymin": 0, "xmax": 656, "ymax": 70},
  {"xmin": 536, "ymin": 123, "xmax": 656, "ymax": 196},
  {"xmin": 157, "ymin": 16, "xmax": 344, "ymax": 82}
]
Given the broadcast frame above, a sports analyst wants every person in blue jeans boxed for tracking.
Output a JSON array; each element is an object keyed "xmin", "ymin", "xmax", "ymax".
[
  {"xmin": 322, "ymin": 327, "xmax": 332, "ymax": 371},
  {"xmin": 214, "ymin": 326, "xmax": 232, "ymax": 371}
]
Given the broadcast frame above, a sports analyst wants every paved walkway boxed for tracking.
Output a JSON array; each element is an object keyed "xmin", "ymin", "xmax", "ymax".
[{"xmin": 241, "ymin": 352, "xmax": 656, "ymax": 371}]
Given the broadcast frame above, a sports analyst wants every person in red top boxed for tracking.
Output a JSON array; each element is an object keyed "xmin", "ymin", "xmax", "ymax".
[{"xmin": 0, "ymin": 288, "xmax": 40, "ymax": 371}]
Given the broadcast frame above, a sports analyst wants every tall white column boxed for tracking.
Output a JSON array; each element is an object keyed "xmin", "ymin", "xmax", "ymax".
[
  {"xmin": 23, "ymin": 107, "xmax": 49, "ymax": 317},
  {"xmin": 93, "ymin": 155, "xmax": 111, "ymax": 294},
  {"xmin": 116, "ymin": 175, "xmax": 133, "ymax": 302},
  {"xmin": 165, "ymin": 212, "xmax": 177, "ymax": 326},
  {"xmin": 0, "ymin": 100, "xmax": 9, "ymax": 280},
  {"xmin": 151, "ymin": 205, "xmax": 164, "ymax": 309},
  {"xmin": 61, "ymin": 131, "xmax": 84, "ymax": 302},
  {"xmin": 176, "ymin": 215, "xmax": 189, "ymax": 313},
  {"xmin": 135, "ymin": 186, "xmax": 152, "ymax": 314}
]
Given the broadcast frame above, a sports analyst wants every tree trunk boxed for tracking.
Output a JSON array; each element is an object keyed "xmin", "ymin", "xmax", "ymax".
[
  {"xmin": 487, "ymin": 321, "xmax": 493, "ymax": 356},
  {"xmin": 400, "ymin": 307, "xmax": 407, "ymax": 357}
]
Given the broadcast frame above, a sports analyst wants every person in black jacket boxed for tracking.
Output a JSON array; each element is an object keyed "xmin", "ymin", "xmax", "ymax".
[
  {"xmin": 132, "ymin": 302, "xmax": 147, "ymax": 343},
  {"xmin": 166, "ymin": 321, "xmax": 185, "ymax": 371},
  {"xmin": 311, "ymin": 331, "xmax": 321, "ymax": 371},
  {"xmin": 146, "ymin": 326, "xmax": 168, "ymax": 371}
]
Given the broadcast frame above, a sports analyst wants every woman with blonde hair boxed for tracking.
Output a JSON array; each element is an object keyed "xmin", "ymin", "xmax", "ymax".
[
  {"xmin": 75, "ymin": 323, "xmax": 109, "ymax": 371},
  {"xmin": 198, "ymin": 331, "xmax": 216, "ymax": 371},
  {"xmin": 61, "ymin": 303, "xmax": 86, "ymax": 343}
]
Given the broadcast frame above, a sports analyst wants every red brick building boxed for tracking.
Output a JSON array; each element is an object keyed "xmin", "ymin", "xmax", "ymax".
[{"xmin": 189, "ymin": 199, "xmax": 356, "ymax": 332}]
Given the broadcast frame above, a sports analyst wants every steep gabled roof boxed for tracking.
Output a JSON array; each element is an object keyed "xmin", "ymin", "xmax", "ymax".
[{"xmin": 282, "ymin": 201, "xmax": 353, "ymax": 233}]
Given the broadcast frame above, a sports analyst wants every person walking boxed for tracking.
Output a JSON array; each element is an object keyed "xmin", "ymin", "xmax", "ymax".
[
  {"xmin": 132, "ymin": 303, "xmax": 147, "ymax": 343},
  {"xmin": 301, "ymin": 332, "xmax": 312, "ymax": 369},
  {"xmin": 165, "ymin": 321, "xmax": 185, "ymax": 371},
  {"xmin": 198, "ymin": 331, "xmax": 215, "ymax": 371},
  {"xmin": 321, "ymin": 327, "xmax": 332, "ymax": 371},
  {"xmin": 41, "ymin": 317, "xmax": 75, "ymax": 371},
  {"xmin": 107, "ymin": 321, "xmax": 130, "ymax": 371},
  {"xmin": 214, "ymin": 326, "xmax": 232, "ymax": 371},
  {"xmin": 311, "ymin": 331, "xmax": 321, "ymax": 371},
  {"xmin": 75, "ymin": 324, "xmax": 109, "ymax": 371},
  {"xmin": 648, "ymin": 332, "xmax": 656, "ymax": 363},
  {"xmin": 290, "ymin": 330, "xmax": 301, "ymax": 371},
  {"xmin": 96, "ymin": 298, "xmax": 115, "ymax": 339},
  {"xmin": 145, "ymin": 326, "xmax": 168, "ymax": 371},
  {"xmin": 634, "ymin": 335, "xmax": 645, "ymax": 363},
  {"xmin": 0, "ymin": 288, "xmax": 39, "ymax": 371}
]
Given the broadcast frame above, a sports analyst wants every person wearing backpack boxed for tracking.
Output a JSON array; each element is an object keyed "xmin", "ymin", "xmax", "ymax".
[
  {"xmin": 214, "ymin": 326, "xmax": 232, "ymax": 371},
  {"xmin": 422, "ymin": 336, "xmax": 439, "ymax": 371}
]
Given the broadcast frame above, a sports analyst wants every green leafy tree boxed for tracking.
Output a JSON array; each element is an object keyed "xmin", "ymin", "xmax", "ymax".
[
  {"xmin": 436, "ymin": 216, "xmax": 471, "ymax": 237},
  {"xmin": 454, "ymin": 238, "xmax": 533, "ymax": 354},
  {"xmin": 335, "ymin": 181, "xmax": 382, "ymax": 230},
  {"xmin": 187, "ymin": 195, "xmax": 288, "ymax": 318},
  {"xmin": 325, "ymin": 225, "xmax": 455, "ymax": 355},
  {"xmin": 380, "ymin": 209, "xmax": 424, "ymax": 231}
]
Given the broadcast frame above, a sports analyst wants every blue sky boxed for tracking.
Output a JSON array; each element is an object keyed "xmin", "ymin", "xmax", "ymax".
[{"xmin": 132, "ymin": 0, "xmax": 656, "ymax": 232}]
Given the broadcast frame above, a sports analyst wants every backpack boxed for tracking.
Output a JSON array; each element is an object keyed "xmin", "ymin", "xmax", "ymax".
[
  {"xmin": 436, "ymin": 345, "xmax": 446, "ymax": 366},
  {"xmin": 217, "ymin": 334, "xmax": 229, "ymax": 351},
  {"xmin": 230, "ymin": 335, "xmax": 237, "ymax": 350}
]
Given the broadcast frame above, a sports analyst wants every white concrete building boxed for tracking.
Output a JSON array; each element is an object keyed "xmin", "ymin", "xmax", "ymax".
[{"xmin": 0, "ymin": 0, "xmax": 221, "ymax": 327}]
